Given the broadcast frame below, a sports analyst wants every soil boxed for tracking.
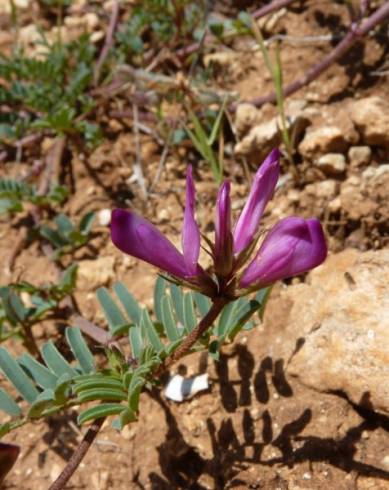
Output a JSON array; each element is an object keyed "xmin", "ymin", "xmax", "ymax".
[{"xmin": 1, "ymin": 1, "xmax": 389, "ymax": 489}]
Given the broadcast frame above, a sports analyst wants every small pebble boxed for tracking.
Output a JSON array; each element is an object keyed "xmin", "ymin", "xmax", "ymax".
[
  {"xmin": 157, "ymin": 208, "xmax": 170, "ymax": 222},
  {"xmin": 98, "ymin": 209, "xmax": 111, "ymax": 226},
  {"xmin": 316, "ymin": 153, "xmax": 346, "ymax": 175},
  {"xmin": 348, "ymin": 145, "xmax": 371, "ymax": 167},
  {"xmin": 381, "ymin": 455, "xmax": 389, "ymax": 470}
]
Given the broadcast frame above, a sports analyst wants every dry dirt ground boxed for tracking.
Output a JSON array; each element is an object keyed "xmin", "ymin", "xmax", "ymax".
[{"xmin": 1, "ymin": 0, "xmax": 389, "ymax": 489}]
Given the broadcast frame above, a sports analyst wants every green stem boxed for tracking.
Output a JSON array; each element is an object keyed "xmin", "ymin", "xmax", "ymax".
[{"xmin": 48, "ymin": 296, "xmax": 229, "ymax": 489}]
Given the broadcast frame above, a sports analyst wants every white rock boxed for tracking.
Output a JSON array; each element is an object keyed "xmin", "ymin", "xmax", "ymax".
[
  {"xmin": 314, "ymin": 180, "xmax": 338, "ymax": 199},
  {"xmin": 19, "ymin": 25, "xmax": 41, "ymax": 47},
  {"xmin": 235, "ymin": 100, "xmax": 309, "ymax": 161},
  {"xmin": 90, "ymin": 31, "xmax": 105, "ymax": 43},
  {"xmin": 0, "ymin": 0, "xmax": 29, "ymax": 13},
  {"xmin": 316, "ymin": 153, "xmax": 346, "ymax": 175},
  {"xmin": 362, "ymin": 164, "xmax": 389, "ymax": 180},
  {"xmin": 327, "ymin": 196, "xmax": 341, "ymax": 213},
  {"xmin": 50, "ymin": 463, "xmax": 62, "ymax": 483},
  {"xmin": 381, "ymin": 455, "xmax": 389, "ymax": 470},
  {"xmin": 348, "ymin": 96, "xmax": 389, "ymax": 146},
  {"xmin": 164, "ymin": 374, "xmax": 209, "ymax": 402},
  {"xmin": 97, "ymin": 209, "xmax": 111, "ymax": 226},
  {"xmin": 203, "ymin": 51, "xmax": 241, "ymax": 79},
  {"xmin": 234, "ymin": 104, "xmax": 259, "ymax": 137},
  {"xmin": 340, "ymin": 165, "xmax": 389, "ymax": 220},
  {"xmin": 348, "ymin": 146, "xmax": 371, "ymax": 167},
  {"xmin": 299, "ymin": 127, "xmax": 349, "ymax": 158},
  {"xmin": 235, "ymin": 117, "xmax": 280, "ymax": 160},
  {"xmin": 77, "ymin": 256, "xmax": 116, "ymax": 291},
  {"xmin": 157, "ymin": 208, "xmax": 170, "ymax": 222},
  {"xmin": 281, "ymin": 250, "xmax": 389, "ymax": 415}
]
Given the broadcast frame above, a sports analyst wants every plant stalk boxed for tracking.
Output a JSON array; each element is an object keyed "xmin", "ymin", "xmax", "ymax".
[
  {"xmin": 49, "ymin": 296, "xmax": 229, "ymax": 489},
  {"xmin": 158, "ymin": 295, "xmax": 229, "ymax": 373},
  {"xmin": 48, "ymin": 417, "xmax": 105, "ymax": 490},
  {"xmin": 176, "ymin": 0, "xmax": 299, "ymax": 58},
  {"xmin": 231, "ymin": 1, "xmax": 389, "ymax": 111}
]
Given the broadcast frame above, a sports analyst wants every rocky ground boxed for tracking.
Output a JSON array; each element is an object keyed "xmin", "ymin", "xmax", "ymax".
[{"xmin": 0, "ymin": 0, "xmax": 389, "ymax": 489}]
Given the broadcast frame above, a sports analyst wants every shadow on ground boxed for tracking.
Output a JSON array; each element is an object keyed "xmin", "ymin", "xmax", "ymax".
[{"xmin": 144, "ymin": 346, "xmax": 389, "ymax": 489}]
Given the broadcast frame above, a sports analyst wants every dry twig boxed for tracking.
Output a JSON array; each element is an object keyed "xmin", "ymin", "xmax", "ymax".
[
  {"xmin": 49, "ymin": 418, "xmax": 105, "ymax": 490},
  {"xmin": 93, "ymin": 0, "xmax": 120, "ymax": 86},
  {"xmin": 230, "ymin": 1, "xmax": 389, "ymax": 111}
]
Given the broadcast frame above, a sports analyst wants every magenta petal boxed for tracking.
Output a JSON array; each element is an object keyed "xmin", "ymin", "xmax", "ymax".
[
  {"xmin": 182, "ymin": 166, "xmax": 200, "ymax": 276},
  {"xmin": 233, "ymin": 148, "xmax": 280, "ymax": 254},
  {"xmin": 214, "ymin": 180, "xmax": 232, "ymax": 259},
  {"xmin": 111, "ymin": 209, "xmax": 190, "ymax": 278},
  {"xmin": 240, "ymin": 217, "xmax": 327, "ymax": 288},
  {"xmin": 0, "ymin": 443, "xmax": 19, "ymax": 485}
]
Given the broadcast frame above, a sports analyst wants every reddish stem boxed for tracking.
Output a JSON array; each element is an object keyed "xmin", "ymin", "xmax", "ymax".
[
  {"xmin": 176, "ymin": 0, "xmax": 299, "ymax": 58},
  {"xmin": 230, "ymin": 1, "xmax": 389, "ymax": 111},
  {"xmin": 49, "ymin": 296, "xmax": 229, "ymax": 489},
  {"xmin": 94, "ymin": 0, "xmax": 120, "ymax": 85},
  {"xmin": 48, "ymin": 418, "xmax": 105, "ymax": 490},
  {"xmin": 157, "ymin": 296, "xmax": 228, "ymax": 374}
]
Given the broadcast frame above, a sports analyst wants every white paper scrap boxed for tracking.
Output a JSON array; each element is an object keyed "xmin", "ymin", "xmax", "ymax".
[{"xmin": 164, "ymin": 374, "xmax": 209, "ymax": 402}]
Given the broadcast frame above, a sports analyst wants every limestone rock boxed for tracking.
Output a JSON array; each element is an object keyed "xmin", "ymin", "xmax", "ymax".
[
  {"xmin": 298, "ymin": 102, "xmax": 359, "ymax": 159},
  {"xmin": 327, "ymin": 196, "xmax": 341, "ymax": 213},
  {"xmin": 203, "ymin": 51, "xmax": 242, "ymax": 79},
  {"xmin": 234, "ymin": 104, "xmax": 259, "ymax": 137},
  {"xmin": 235, "ymin": 109, "xmax": 309, "ymax": 163},
  {"xmin": 340, "ymin": 164, "xmax": 389, "ymax": 220},
  {"xmin": 19, "ymin": 25, "xmax": 41, "ymax": 49},
  {"xmin": 234, "ymin": 117, "xmax": 281, "ymax": 161},
  {"xmin": 295, "ymin": 179, "xmax": 339, "ymax": 218},
  {"xmin": 348, "ymin": 96, "xmax": 389, "ymax": 146},
  {"xmin": 0, "ymin": 0, "xmax": 29, "ymax": 13},
  {"xmin": 299, "ymin": 127, "xmax": 351, "ymax": 158},
  {"xmin": 316, "ymin": 153, "xmax": 346, "ymax": 176},
  {"xmin": 77, "ymin": 256, "xmax": 116, "ymax": 291},
  {"xmin": 234, "ymin": 100, "xmax": 309, "ymax": 162},
  {"xmin": 348, "ymin": 146, "xmax": 372, "ymax": 167},
  {"xmin": 281, "ymin": 250, "xmax": 389, "ymax": 415}
]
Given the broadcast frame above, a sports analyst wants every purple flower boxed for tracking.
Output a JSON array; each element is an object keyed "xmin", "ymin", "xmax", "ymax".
[
  {"xmin": 215, "ymin": 181, "xmax": 231, "ymax": 257},
  {"xmin": 0, "ymin": 442, "xmax": 19, "ymax": 485},
  {"xmin": 233, "ymin": 148, "xmax": 280, "ymax": 254},
  {"xmin": 239, "ymin": 217, "xmax": 327, "ymax": 289},
  {"xmin": 182, "ymin": 165, "xmax": 200, "ymax": 276},
  {"xmin": 111, "ymin": 166, "xmax": 201, "ymax": 280},
  {"xmin": 111, "ymin": 209, "xmax": 191, "ymax": 278},
  {"xmin": 111, "ymin": 148, "xmax": 327, "ymax": 297}
]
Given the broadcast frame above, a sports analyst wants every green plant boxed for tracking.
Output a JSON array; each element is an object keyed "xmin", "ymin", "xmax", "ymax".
[
  {"xmin": 0, "ymin": 277, "xmax": 269, "ymax": 437},
  {"xmin": 247, "ymin": 15, "xmax": 296, "ymax": 176},
  {"xmin": 0, "ymin": 264, "xmax": 77, "ymax": 352},
  {"xmin": 185, "ymin": 99, "xmax": 227, "ymax": 184},
  {"xmin": 0, "ymin": 178, "xmax": 67, "ymax": 215},
  {"xmin": 116, "ymin": 0, "xmax": 205, "ymax": 62},
  {"xmin": 0, "ymin": 34, "xmax": 101, "ymax": 146},
  {"xmin": 39, "ymin": 211, "xmax": 95, "ymax": 259},
  {"xmin": 207, "ymin": 10, "xmax": 255, "ymax": 40}
]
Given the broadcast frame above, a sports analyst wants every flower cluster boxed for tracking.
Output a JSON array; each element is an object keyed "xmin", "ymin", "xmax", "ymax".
[{"xmin": 111, "ymin": 149, "xmax": 327, "ymax": 298}]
